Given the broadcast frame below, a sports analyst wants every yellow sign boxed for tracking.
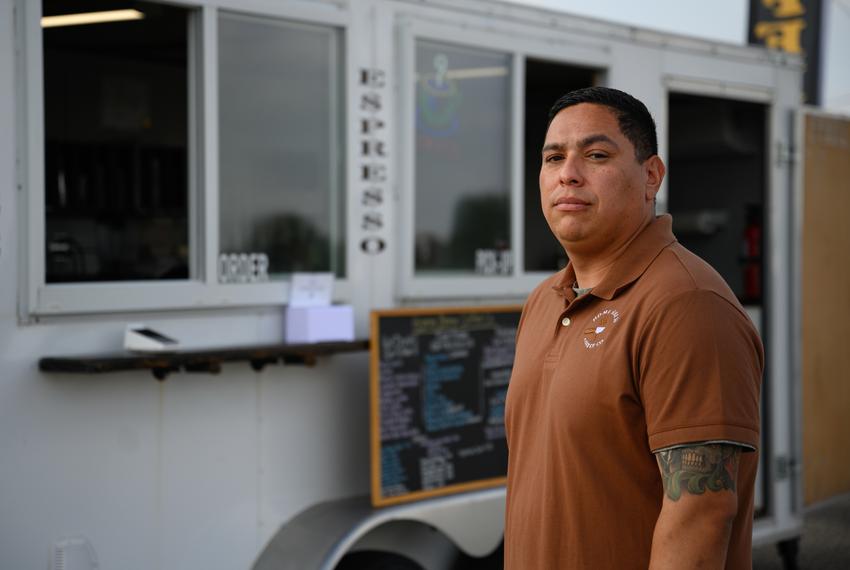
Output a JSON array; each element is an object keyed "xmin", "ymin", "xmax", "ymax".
[
  {"xmin": 754, "ymin": 18, "xmax": 806, "ymax": 53},
  {"xmin": 752, "ymin": 0, "xmax": 809, "ymax": 54},
  {"xmin": 750, "ymin": 0, "xmax": 821, "ymax": 102},
  {"xmin": 761, "ymin": 0, "xmax": 805, "ymax": 18}
]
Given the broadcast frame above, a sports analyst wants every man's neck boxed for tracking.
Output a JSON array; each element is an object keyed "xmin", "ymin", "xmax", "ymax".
[{"xmin": 567, "ymin": 216, "xmax": 654, "ymax": 289}]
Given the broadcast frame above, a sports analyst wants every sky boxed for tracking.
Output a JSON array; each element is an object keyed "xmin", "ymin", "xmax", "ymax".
[
  {"xmin": 510, "ymin": 0, "xmax": 748, "ymax": 44},
  {"xmin": 510, "ymin": 0, "xmax": 850, "ymax": 112}
]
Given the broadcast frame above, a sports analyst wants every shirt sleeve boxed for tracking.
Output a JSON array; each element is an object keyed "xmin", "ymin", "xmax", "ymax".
[
  {"xmin": 637, "ymin": 289, "xmax": 764, "ymax": 452},
  {"xmin": 654, "ymin": 440, "xmax": 756, "ymax": 454}
]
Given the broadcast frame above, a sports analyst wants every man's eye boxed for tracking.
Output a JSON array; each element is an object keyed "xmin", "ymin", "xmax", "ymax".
[
  {"xmin": 588, "ymin": 152, "xmax": 608, "ymax": 160},
  {"xmin": 545, "ymin": 155, "xmax": 563, "ymax": 163}
]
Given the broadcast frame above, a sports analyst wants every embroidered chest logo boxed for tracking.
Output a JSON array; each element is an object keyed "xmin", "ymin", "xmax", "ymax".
[{"xmin": 583, "ymin": 308, "xmax": 621, "ymax": 349}]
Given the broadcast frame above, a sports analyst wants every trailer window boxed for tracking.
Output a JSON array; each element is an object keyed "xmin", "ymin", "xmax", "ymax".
[
  {"xmin": 43, "ymin": 1, "xmax": 190, "ymax": 283},
  {"xmin": 523, "ymin": 59, "xmax": 599, "ymax": 272},
  {"xmin": 667, "ymin": 93, "xmax": 767, "ymax": 305},
  {"xmin": 413, "ymin": 40, "xmax": 511, "ymax": 275},
  {"xmin": 218, "ymin": 14, "xmax": 345, "ymax": 280}
]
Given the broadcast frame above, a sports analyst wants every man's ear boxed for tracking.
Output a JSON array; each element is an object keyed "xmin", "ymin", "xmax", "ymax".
[{"xmin": 644, "ymin": 155, "xmax": 666, "ymax": 201}]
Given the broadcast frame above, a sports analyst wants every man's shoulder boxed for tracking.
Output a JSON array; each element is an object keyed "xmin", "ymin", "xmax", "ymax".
[{"xmin": 642, "ymin": 241, "xmax": 741, "ymax": 307}]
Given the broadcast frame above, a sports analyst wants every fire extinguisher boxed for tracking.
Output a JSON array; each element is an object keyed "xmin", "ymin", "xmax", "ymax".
[{"xmin": 742, "ymin": 205, "xmax": 762, "ymax": 303}]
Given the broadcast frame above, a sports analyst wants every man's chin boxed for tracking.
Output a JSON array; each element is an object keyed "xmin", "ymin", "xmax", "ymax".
[{"xmin": 551, "ymin": 226, "xmax": 586, "ymax": 246}]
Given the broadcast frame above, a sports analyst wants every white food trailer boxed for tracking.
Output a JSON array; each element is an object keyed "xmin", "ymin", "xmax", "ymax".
[{"xmin": 0, "ymin": 0, "xmax": 808, "ymax": 568}]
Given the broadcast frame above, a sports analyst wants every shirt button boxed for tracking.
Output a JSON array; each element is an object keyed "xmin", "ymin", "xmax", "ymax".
[{"xmin": 561, "ymin": 317, "xmax": 571, "ymax": 327}]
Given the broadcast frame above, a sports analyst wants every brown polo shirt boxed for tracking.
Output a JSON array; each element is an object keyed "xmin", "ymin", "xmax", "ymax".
[{"xmin": 504, "ymin": 215, "xmax": 763, "ymax": 569}]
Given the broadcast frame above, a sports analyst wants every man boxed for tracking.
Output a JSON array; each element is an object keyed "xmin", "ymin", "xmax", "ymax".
[{"xmin": 504, "ymin": 87, "xmax": 763, "ymax": 569}]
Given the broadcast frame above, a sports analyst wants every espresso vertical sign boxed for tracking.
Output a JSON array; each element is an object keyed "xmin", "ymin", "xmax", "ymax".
[
  {"xmin": 359, "ymin": 68, "xmax": 389, "ymax": 255},
  {"xmin": 749, "ymin": 0, "xmax": 823, "ymax": 104}
]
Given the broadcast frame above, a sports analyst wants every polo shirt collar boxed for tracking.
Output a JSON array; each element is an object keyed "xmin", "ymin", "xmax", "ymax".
[{"xmin": 552, "ymin": 214, "xmax": 677, "ymax": 302}]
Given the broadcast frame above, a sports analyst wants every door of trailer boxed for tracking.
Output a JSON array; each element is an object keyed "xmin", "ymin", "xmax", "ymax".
[
  {"xmin": 663, "ymin": 79, "xmax": 803, "ymax": 558},
  {"xmin": 796, "ymin": 109, "xmax": 850, "ymax": 508}
]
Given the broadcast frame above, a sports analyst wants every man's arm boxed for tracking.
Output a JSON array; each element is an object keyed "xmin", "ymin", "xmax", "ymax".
[{"xmin": 649, "ymin": 443, "xmax": 742, "ymax": 570}]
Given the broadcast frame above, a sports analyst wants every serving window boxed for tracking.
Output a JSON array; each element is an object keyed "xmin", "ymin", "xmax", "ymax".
[
  {"xmin": 523, "ymin": 59, "xmax": 599, "ymax": 273},
  {"xmin": 667, "ymin": 92, "xmax": 768, "ymax": 306},
  {"xmin": 413, "ymin": 40, "xmax": 511, "ymax": 276},
  {"xmin": 218, "ymin": 13, "xmax": 345, "ymax": 281},
  {"xmin": 24, "ymin": 1, "xmax": 348, "ymax": 314},
  {"xmin": 43, "ymin": 1, "xmax": 191, "ymax": 283},
  {"xmin": 400, "ymin": 20, "xmax": 604, "ymax": 297}
]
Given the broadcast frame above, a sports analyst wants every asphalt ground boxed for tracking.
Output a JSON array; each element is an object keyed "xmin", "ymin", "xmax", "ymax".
[
  {"xmin": 753, "ymin": 493, "xmax": 850, "ymax": 569},
  {"xmin": 454, "ymin": 494, "xmax": 850, "ymax": 569}
]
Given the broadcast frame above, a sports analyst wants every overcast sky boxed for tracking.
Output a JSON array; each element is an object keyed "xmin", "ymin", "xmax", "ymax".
[
  {"xmin": 510, "ymin": 0, "xmax": 748, "ymax": 43},
  {"xmin": 510, "ymin": 0, "xmax": 850, "ymax": 111}
]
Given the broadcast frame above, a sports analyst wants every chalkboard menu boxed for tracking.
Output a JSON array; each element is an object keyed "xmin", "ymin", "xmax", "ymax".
[{"xmin": 370, "ymin": 306, "xmax": 522, "ymax": 507}]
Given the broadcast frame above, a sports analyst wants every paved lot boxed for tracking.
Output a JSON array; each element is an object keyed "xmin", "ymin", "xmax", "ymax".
[
  {"xmin": 461, "ymin": 493, "xmax": 850, "ymax": 569},
  {"xmin": 753, "ymin": 493, "xmax": 850, "ymax": 569}
]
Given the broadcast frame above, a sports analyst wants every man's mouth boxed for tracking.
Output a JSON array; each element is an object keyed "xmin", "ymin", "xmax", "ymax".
[{"xmin": 553, "ymin": 196, "xmax": 590, "ymax": 212}]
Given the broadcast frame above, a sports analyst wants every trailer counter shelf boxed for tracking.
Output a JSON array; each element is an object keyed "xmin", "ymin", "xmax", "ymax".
[{"xmin": 39, "ymin": 340, "xmax": 369, "ymax": 380}]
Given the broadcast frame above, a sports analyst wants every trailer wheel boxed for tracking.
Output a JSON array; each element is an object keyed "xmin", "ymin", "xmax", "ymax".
[
  {"xmin": 777, "ymin": 538, "xmax": 800, "ymax": 570},
  {"xmin": 336, "ymin": 550, "xmax": 425, "ymax": 570}
]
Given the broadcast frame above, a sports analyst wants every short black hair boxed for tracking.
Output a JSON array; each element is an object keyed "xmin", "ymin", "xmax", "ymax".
[{"xmin": 547, "ymin": 87, "xmax": 658, "ymax": 163}]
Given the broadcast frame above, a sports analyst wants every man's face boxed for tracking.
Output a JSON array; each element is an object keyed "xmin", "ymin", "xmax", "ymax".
[{"xmin": 539, "ymin": 103, "xmax": 662, "ymax": 256}]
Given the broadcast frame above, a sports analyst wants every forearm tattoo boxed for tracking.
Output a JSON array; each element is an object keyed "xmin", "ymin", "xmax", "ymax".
[{"xmin": 655, "ymin": 444, "xmax": 740, "ymax": 501}]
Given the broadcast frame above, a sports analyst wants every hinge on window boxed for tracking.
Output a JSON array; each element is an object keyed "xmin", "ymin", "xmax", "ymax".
[{"xmin": 776, "ymin": 141, "xmax": 797, "ymax": 167}]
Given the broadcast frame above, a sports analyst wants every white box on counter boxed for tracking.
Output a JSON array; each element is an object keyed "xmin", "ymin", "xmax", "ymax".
[{"xmin": 284, "ymin": 305, "xmax": 355, "ymax": 344}]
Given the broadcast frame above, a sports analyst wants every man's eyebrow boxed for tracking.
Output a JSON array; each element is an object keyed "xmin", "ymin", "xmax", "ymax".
[
  {"xmin": 541, "ymin": 134, "xmax": 620, "ymax": 154},
  {"xmin": 579, "ymin": 134, "xmax": 619, "ymax": 149},
  {"xmin": 541, "ymin": 142, "xmax": 565, "ymax": 154}
]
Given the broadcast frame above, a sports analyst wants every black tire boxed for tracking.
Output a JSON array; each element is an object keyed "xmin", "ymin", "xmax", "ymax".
[
  {"xmin": 336, "ymin": 550, "xmax": 426, "ymax": 570},
  {"xmin": 451, "ymin": 540, "xmax": 504, "ymax": 570}
]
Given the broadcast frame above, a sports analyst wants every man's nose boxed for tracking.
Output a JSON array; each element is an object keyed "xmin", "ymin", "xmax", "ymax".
[{"xmin": 558, "ymin": 154, "xmax": 583, "ymax": 186}]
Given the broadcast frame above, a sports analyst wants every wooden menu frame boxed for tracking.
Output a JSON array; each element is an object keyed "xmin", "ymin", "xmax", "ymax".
[{"xmin": 370, "ymin": 305, "xmax": 522, "ymax": 507}]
